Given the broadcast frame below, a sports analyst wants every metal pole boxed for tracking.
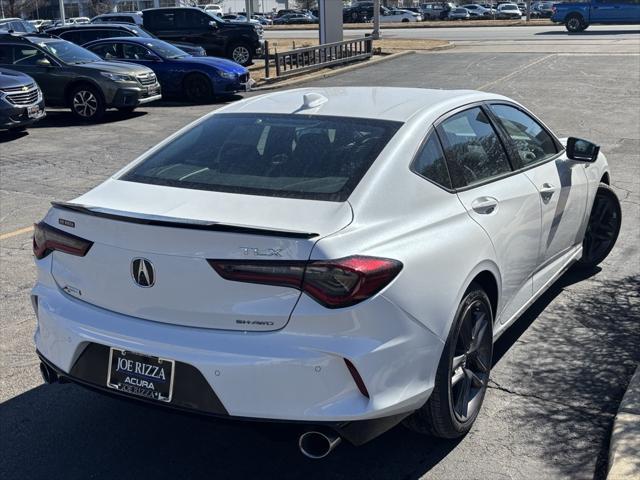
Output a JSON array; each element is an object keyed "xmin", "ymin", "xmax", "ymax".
[
  {"xmin": 264, "ymin": 40, "xmax": 270, "ymax": 79},
  {"xmin": 59, "ymin": 0, "xmax": 66, "ymax": 23},
  {"xmin": 525, "ymin": 0, "xmax": 531, "ymax": 22},
  {"xmin": 1, "ymin": 0, "xmax": 4, "ymax": 19},
  {"xmin": 372, "ymin": 0, "xmax": 380, "ymax": 40}
]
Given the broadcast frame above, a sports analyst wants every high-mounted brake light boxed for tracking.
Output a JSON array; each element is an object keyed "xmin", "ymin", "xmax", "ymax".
[
  {"xmin": 33, "ymin": 222, "xmax": 93, "ymax": 260},
  {"xmin": 208, "ymin": 255, "xmax": 402, "ymax": 309}
]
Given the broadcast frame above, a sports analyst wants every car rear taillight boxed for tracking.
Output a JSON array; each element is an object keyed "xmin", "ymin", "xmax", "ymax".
[
  {"xmin": 208, "ymin": 255, "xmax": 402, "ymax": 309},
  {"xmin": 33, "ymin": 222, "xmax": 93, "ymax": 260}
]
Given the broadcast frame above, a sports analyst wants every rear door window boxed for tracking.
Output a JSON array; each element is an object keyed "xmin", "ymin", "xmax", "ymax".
[
  {"xmin": 148, "ymin": 11, "xmax": 175, "ymax": 29},
  {"xmin": 438, "ymin": 107, "xmax": 512, "ymax": 188},
  {"xmin": 121, "ymin": 114, "xmax": 402, "ymax": 202}
]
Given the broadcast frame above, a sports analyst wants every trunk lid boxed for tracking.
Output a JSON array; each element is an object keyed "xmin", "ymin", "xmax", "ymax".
[{"xmin": 47, "ymin": 180, "xmax": 352, "ymax": 331}]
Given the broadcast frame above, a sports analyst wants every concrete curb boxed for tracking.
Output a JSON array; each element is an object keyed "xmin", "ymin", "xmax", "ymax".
[
  {"xmin": 267, "ymin": 21, "xmax": 556, "ymax": 31},
  {"xmin": 608, "ymin": 365, "xmax": 640, "ymax": 479},
  {"xmin": 252, "ymin": 49, "xmax": 420, "ymax": 91}
]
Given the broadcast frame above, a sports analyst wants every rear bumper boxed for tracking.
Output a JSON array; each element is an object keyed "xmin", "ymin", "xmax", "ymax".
[{"xmin": 32, "ymin": 273, "xmax": 442, "ymax": 425}]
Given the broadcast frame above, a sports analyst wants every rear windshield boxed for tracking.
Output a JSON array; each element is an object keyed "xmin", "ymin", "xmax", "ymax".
[{"xmin": 121, "ymin": 113, "xmax": 402, "ymax": 202}]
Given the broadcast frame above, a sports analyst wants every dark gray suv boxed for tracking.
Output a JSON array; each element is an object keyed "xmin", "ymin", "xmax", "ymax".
[{"xmin": 0, "ymin": 33, "xmax": 161, "ymax": 121}]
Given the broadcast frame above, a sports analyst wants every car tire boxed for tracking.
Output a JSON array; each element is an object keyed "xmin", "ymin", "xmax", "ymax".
[
  {"xmin": 8, "ymin": 125, "xmax": 27, "ymax": 132},
  {"xmin": 69, "ymin": 84, "xmax": 105, "ymax": 122},
  {"xmin": 404, "ymin": 283, "xmax": 493, "ymax": 438},
  {"xmin": 577, "ymin": 183, "xmax": 621, "ymax": 269},
  {"xmin": 565, "ymin": 14, "xmax": 586, "ymax": 32},
  {"xmin": 183, "ymin": 74, "xmax": 214, "ymax": 103},
  {"xmin": 228, "ymin": 43, "xmax": 253, "ymax": 66},
  {"xmin": 117, "ymin": 106, "xmax": 137, "ymax": 114},
  {"xmin": 402, "ymin": 18, "xmax": 410, "ymax": 22}
]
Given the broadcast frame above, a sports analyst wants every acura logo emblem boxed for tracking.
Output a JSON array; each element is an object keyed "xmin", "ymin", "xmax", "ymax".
[{"xmin": 132, "ymin": 258, "xmax": 155, "ymax": 287}]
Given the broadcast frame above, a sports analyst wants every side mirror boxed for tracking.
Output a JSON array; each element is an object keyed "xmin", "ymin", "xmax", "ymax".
[
  {"xmin": 566, "ymin": 137, "xmax": 600, "ymax": 162},
  {"xmin": 209, "ymin": 20, "xmax": 218, "ymax": 28},
  {"xmin": 36, "ymin": 58, "xmax": 51, "ymax": 67}
]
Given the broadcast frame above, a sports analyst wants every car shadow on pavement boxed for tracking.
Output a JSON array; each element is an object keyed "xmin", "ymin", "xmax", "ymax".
[
  {"xmin": 491, "ymin": 267, "xmax": 640, "ymax": 480},
  {"xmin": 29, "ymin": 109, "xmax": 148, "ymax": 128},
  {"xmin": 0, "ymin": 130, "xmax": 30, "ymax": 143},
  {"xmin": 1, "ymin": 268, "xmax": 638, "ymax": 480},
  {"xmin": 148, "ymin": 94, "xmax": 244, "ymax": 108},
  {"xmin": 535, "ymin": 29, "xmax": 640, "ymax": 36}
]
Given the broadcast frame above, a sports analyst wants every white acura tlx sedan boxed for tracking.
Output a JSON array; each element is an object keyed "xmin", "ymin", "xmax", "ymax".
[{"xmin": 33, "ymin": 88, "xmax": 621, "ymax": 458}]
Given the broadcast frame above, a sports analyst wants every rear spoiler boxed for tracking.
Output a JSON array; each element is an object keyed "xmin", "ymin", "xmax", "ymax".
[{"xmin": 51, "ymin": 202, "xmax": 319, "ymax": 239}]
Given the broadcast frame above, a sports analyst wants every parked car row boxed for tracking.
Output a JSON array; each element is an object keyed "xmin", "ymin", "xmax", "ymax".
[
  {"xmin": 342, "ymin": 1, "xmax": 543, "ymax": 22},
  {"xmin": 4, "ymin": 7, "xmax": 263, "ymax": 67},
  {"xmin": 0, "ymin": 30, "xmax": 250, "ymax": 131}
]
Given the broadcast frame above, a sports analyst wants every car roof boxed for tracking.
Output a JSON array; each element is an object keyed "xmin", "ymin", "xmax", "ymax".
[
  {"xmin": 86, "ymin": 36, "xmax": 154, "ymax": 44},
  {"xmin": 219, "ymin": 87, "xmax": 508, "ymax": 123},
  {"xmin": 49, "ymin": 23, "xmax": 134, "ymax": 29}
]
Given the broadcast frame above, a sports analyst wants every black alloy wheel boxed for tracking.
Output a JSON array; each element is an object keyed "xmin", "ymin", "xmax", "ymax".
[
  {"xmin": 184, "ymin": 74, "xmax": 214, "ymax": 103},
  {"xmin": 449, "ymin": 297, "xmax": 492, "ymax": 423},
  {"xmin": 566, "ymin": 14, "xmax": 585, "ymax": 32},
  {"xmin": 404, "ymin": 284, "xmax": 493, "ymax": 438},
  {"xmin": 578, "ymin": 183, "xmax": 621, "ymax": 268}
]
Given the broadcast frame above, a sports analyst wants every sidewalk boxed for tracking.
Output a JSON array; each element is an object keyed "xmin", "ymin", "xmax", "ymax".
[{"xmin": 608, "ymin": 365, "xmax": 640, "ymax": 479}]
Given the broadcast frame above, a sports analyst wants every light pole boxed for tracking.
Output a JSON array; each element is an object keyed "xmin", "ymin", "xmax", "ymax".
[
  {"xmin": 372, "ymin": 0, "xmax": 381, "ymax": 40},
  {"xmin": 59, "ymin": 0, "xmax": 65, "ymax": 23}
]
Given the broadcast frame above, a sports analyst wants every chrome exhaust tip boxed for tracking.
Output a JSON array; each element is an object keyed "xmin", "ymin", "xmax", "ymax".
[
  {"xmin": 39, "ymin": 362, "xmax": 58, "ymax": 384},
  {"xmin": 298, "ymin": 430, "xmax": 342, "ymax": 459}
]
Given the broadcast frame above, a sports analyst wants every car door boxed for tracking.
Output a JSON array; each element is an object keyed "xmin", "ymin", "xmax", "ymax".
[
  {"xmin": 437, "ymin": 106, "xmax": 542, "ymax": 325},
  {"xmin": 602, "ymin": 0, "xmax": 640, "ymax": 21},
  {"xmin": 178, "ymin": 9, "xmax": 223, "ymax": 55},
  {"xmin": 488, "ymin": 103, "xmax": 589, "ymax": 293},
  {"xmin": 1, "ymin": 44, "xmax": 67, "ymax": 104},
  {"xmin": 590, "ymin": 0, "xmax": 620, "ymax": 23},
  {"xmin": 145, "ymin": 10, "xmax": 183, "ymax": 46}
]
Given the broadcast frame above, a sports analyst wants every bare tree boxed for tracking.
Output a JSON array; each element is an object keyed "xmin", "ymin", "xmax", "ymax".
[
  {"xmin": 4, "ymin": 0, "xmax": 27, "ymax": 17},
  {"xmin": 293, "ymin": 0, "xmax": 317, "ymax": 10},
  {"xmin": 86, "ymin": 0, "xmax": 115, "ymax": 16}
]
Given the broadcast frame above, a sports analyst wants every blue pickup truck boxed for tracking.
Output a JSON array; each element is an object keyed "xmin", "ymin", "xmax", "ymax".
[{"xmin": 552, "ymin": 0, "xmax": 640, "ymax": 32}]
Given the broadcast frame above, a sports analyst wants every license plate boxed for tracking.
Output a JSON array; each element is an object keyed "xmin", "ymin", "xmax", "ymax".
[
  {"xmin": 107, "ymin": 348, "xmax": 175, "ymax": 402},
  {"xmin": 27, "ymin": 105, "xmax": 40, "ymax": 118}
]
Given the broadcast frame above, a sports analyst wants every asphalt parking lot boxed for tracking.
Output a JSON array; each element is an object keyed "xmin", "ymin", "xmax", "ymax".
[{"xmin": 1, "ymin": 44, "xmax": 639, "ymax": 479}]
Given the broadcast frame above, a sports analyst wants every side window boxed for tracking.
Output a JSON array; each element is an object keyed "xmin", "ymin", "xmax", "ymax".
[
  {"xmin": 59, "ymin": 30, "xmax": 89, "ymax": 44},
  {"xmin": 180, "ymin": 10, "xmax": 210, "ymax": 28},
  {"xmin": 90, "ymin": 42, "xmax": 120, "ymax": 59},
  {"xmin": 9, "ymin": 21, "xmax": 27, "ymax": 32},
  {"xmin": 0, "ymin": 45, "xmax": 12, "ymax": 64},
  {"xmin": 150, "ymin": 12, "xmax": 175, "ymax": 29},
  {"xmin": 122, "ymin": 43, "xmax": 154, "ymax": 60},
  {"xmin": 12, "ymin": 46, "xmax": 47, "ymax": 66},
  {"xmin": 438, "ymin": 107, "xmax": 512, "ymax": 187},
  {"xmin": 489, "ymin": 104, "xmax": 558, "ymax": 166},
  {"xmin": 411, "ymin": 132, "xmax": 452, "ymax": 189},
  {"xmin": 100, "ymin": 29, "xmax": 132, "ymax": 39}
]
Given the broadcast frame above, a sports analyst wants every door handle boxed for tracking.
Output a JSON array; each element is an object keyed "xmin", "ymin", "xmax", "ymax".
[
  {"xmin": 471, "ymin": 196, "xmax": 498, "ymax": 215},
  {"xmin": 539, "ymin": 182, "xmax": 556, "ymax": 202}
]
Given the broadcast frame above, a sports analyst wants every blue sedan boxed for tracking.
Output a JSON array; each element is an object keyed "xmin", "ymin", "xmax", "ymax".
[{"xmin": 85, "ymin": 37, "xmax": 252, "ymax": 103}]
